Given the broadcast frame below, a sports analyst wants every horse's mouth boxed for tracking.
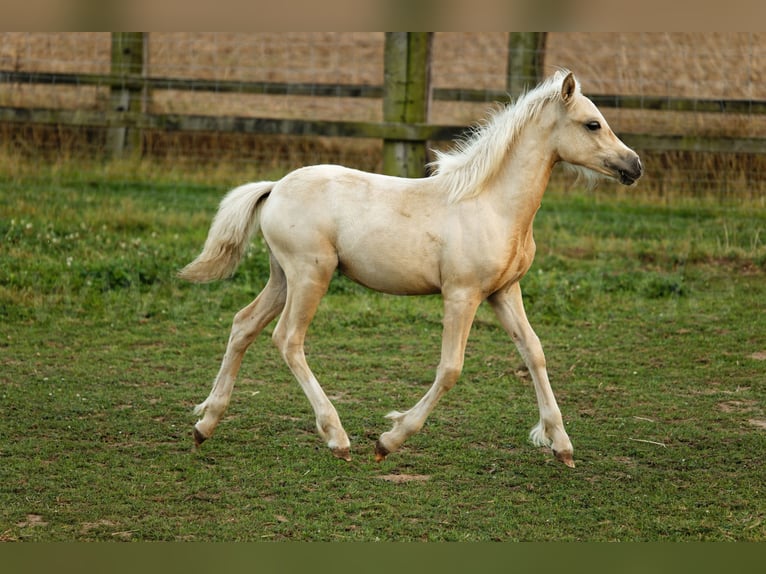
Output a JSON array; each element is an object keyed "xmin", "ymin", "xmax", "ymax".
[
  {"xmin": 606, "ymin": 156, "xmax": 643, "ymax": 186},
  {"xmin": 618, "ymin": 169, "xmax": 638, "ymax": 186}
]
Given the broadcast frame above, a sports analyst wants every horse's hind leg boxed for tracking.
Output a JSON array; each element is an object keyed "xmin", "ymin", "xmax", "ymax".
[
  {"xmin": 271, "ymin": 254, "xmax": 351, "ymax": 461},
  {"xmin": 193, "ymin": 254, "xmax": 287, "ymax": 446},
  {"xmin": 488, "ymin": 282, "xmax": 574, "ymax": 467}
]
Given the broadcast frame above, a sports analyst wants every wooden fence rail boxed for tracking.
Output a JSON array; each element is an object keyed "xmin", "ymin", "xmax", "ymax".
[
  {"xmin": 3, "ymin": 106, "xmax": 764, "ymax": 157},
  {"xmin": 4, "ymin": 70, "xmax": 765, "ymax": 115},
  {"xmin": 1, "ymin": 32, "xmax": 765, "ymax": 177},
  {"xmin": 0, "ymin": 107, "xmax": 463, "ymax": 141}
]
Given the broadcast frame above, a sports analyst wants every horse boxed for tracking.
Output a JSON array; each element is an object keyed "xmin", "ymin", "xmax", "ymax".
[{"xmin": 179, "ymin": 70, "xmax": 642, "ymax": 468}]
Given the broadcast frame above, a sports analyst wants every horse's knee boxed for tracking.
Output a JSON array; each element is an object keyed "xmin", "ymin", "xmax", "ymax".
[
  {"xmin": 272, "ymin": 332, "xmax": 307, "ymax": 373},
  {"xmin": 438, "ymin": 365, "xmax": 462, "ymax": 391},
  {"xmin": 515, "ymin": 332, "xmax": 546, "ymax": 370},
  {"xmin": 527, "ymin": 351, "xmax": 546, "ymax": 373}
]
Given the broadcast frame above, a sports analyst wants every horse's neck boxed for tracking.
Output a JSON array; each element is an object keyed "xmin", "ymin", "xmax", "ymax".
[{"xmin": 484, "ymin": 123, "xmax": 556, "ymax": 229}]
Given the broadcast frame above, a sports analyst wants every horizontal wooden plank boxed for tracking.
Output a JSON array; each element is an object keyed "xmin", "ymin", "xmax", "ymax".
[
  {"xmin": 0, "ymin": 71, "xmax": 385, "ymax": 99},
  {"xmin": 2, "ymin": 70, "xmax": 765, "ymax": 114},
  {"xmin": 434, "ymin": 90, "xmax": 766, "ymax": 114},
  {"xmin": 150, "ymin": 114, "xmax": 464, "ymax": 141},
  {"xmin": 0, "ymin": 106, "xmax": 466, "ymax": 142},
  {"xmin": 589, "ymin": 95, "xmax": 766, "ymax": 115},
  {"xmin": 620, "ymin": 133, "xmax": 766, "ymax": 154},
  {"xmin": 1, "ymin": 106, "xmax": 764, "ymax": 154}
]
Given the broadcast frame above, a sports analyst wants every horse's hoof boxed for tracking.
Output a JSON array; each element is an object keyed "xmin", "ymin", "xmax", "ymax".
[
  {"xmin": 374, "ymin": 440, "xmax": 389, "ymax": 462},
  {"xmin": 553, "ymin": 449, "xmax": 575, "ymax": 468},
  {"xmin": 193, "ymin": 427, "xmax": 208, "ymax": 448},
  {"xmin": 332, "ymin": 447, "xmax": 352, "ymax": 462}
]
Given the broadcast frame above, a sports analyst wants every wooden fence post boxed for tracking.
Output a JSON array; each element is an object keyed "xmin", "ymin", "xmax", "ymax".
[
  {"xmin": 382, "ymin": 32, "xmax": 432, "ymax": 177},
  {"xmin": 507, "ymin": 33, "xmax": 547, "ymax": 98},
  {"xmin": 107, "ymin": 32, "xmax": 147, "ymax": 159}
]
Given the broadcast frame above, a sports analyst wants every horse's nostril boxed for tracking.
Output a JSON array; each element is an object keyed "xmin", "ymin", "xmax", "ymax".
[{"xmin": 633, "ymin": 156, "xmax": 643, "ymax": 176}]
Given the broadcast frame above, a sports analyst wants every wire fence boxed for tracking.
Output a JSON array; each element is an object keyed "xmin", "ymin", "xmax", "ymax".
[{"xmin": 1, "ymin": 32, "xmax": 764, "ymax": 198}]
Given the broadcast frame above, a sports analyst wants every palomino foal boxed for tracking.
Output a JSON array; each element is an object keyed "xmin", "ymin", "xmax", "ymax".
[{"xmin": 180, "ymin": 70, "xmax": 642, "ymax": 467}]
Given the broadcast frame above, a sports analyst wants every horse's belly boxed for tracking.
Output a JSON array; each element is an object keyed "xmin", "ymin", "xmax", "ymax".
[{"xmin": 337, "ymin": 249, "xmax": 441, "ymax": 296}]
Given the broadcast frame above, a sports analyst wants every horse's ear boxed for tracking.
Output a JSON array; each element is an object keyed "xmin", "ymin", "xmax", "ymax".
[{"xmin": 561, "ymin": 72, "xmax": 576, "ymax": 104}]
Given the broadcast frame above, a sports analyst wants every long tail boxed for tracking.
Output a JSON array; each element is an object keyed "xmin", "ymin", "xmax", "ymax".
[{"xmin": 178, "ymin": 181, "xmax": 275, "ymax": 283}]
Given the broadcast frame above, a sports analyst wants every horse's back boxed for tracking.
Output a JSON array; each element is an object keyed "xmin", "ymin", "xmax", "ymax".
[{"xmin": 272, "ymin": 164, "xmax": 419, "ymax": 200}]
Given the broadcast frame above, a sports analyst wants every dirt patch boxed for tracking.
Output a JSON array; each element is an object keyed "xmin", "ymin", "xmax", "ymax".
[
  {"xmin": 80, "ymin": 519, "xmax": 117, "ymax": 535},
  {"xmin": 748, "ymin": 351, "xmax": 766, "ymax": 361},
  {"xmin": 718, "ymin": 400, "xmax": 758, "ymax": 413},
  {"xmin": 376, "ymin": 473, "xmax": 430, "ymax": 483},
  {"xmin": 16, "ymin": 514, "xmax": 48, "ymax": 528},
  {"xmin": 748, "ymin": 419, "xmax": 766, "ymax": 430}
]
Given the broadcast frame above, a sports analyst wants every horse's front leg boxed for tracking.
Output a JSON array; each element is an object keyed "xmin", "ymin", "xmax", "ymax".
[
  {"xmin": 375, "ymin": 291, "xmax": 482, "ymax": 461},
  {"xmin": 488, "ymin": 282, "xmax": 574, "ymax": 467}
]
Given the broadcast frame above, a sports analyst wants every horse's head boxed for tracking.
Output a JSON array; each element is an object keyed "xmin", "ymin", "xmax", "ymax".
[{"xmin": 553, "ymin": 72, "xmax": 643, "ymax": 186}]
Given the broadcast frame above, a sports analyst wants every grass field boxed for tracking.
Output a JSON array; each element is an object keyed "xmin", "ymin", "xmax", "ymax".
[{"xmin": 1, "ymin": 163, "xmax": 765, "ymax": 541}]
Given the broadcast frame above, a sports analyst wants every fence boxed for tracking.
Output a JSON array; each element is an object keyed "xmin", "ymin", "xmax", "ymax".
[{"xmin": 0, "ymin": 32, "xmax": 764, "ymax": 195}]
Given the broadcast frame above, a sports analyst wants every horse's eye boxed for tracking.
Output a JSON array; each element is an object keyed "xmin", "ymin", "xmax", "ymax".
[{"xmin": 586, "ymin": 121, "xmax": 601, "ymax": 131}]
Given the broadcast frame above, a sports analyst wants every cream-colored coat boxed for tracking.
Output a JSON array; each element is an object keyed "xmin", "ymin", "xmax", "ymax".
[{"xmin": 180, "ymin": 71, "xmax": 642, "ymax": 467}]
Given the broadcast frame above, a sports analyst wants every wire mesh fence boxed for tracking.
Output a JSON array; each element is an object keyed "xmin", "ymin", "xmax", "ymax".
[{"xmin": 0, "ymin": 32, "xmax": 764, "ymax": 198}]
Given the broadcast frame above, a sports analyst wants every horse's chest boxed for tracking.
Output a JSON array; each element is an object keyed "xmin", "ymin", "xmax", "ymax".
[{"xmin": 489, "ymin": 239, "xmax": 536, "ymax": 291}]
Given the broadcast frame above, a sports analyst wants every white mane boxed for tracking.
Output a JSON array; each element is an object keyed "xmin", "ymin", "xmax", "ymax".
[{"xmin": 430, "ymin": 69, "xmax": 579, "ymax": 203}]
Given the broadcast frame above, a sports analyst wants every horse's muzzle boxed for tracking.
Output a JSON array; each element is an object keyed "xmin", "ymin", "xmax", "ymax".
[{"xmin": 609, "ymin": 154, "xmax": 643, "ymax": 186}]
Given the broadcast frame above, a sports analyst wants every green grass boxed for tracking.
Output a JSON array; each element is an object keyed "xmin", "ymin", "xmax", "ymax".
[{"xmin": 1, "ymin": 168, "xmax": 765, "ymax": 541}]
